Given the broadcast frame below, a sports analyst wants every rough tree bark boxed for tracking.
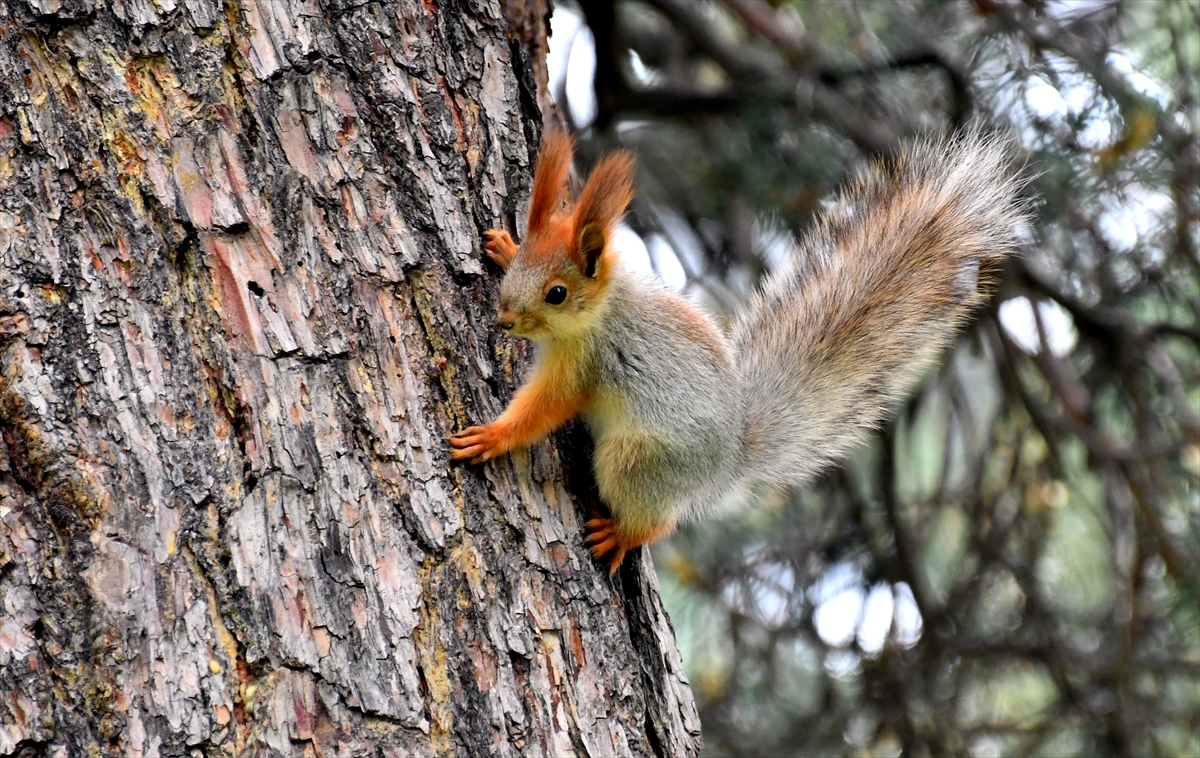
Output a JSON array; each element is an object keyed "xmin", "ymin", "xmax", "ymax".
[{"xmin": 0, "ymin": 0, "xmax": 701, "ymax": 754}]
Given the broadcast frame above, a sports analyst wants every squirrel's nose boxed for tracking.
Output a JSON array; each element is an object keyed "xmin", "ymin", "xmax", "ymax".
[{"xmin": 497, "ymin": 310, "xmax": 516, "ymax": 331}]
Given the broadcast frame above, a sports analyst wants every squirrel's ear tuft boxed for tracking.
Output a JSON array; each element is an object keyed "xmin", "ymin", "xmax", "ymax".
[
  {"xmin": 578, "ymin": 223, "xmax": 605, "ymax": 278},
  {"xmin": 572, "ymin": 150, "xmax": 635, "ymax": 276},
  {"xmin": 528, "ymin": 131, "xmax": 574, "ymax": 235}
]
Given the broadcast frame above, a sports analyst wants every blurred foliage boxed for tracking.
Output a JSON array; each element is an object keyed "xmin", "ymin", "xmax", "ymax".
[{"xmin": 551, "ymin": 0, "xmax": 1199, "ymax": 755}]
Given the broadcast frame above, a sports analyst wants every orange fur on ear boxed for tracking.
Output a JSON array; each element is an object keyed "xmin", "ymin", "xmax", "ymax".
[
  {"xmin": 527, "ymin": 131, "xmax": 575, "ymax": 235},
  {"xmin": 571, "ymin": 150, "xmax": 635, "ymax": 275}
]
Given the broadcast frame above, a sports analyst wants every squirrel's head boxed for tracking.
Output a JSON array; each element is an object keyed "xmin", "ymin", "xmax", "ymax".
[{"xmin": 498, "ymin": 131, "xmax": 634, "ymax": 342}]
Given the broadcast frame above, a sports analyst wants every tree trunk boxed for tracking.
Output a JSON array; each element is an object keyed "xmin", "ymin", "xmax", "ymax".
[{"xmin": 0, "ymin": 0, "xmax": 701, "ymax": 754}]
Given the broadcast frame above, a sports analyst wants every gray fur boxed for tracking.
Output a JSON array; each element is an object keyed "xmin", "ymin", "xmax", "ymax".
[{"xmin": 579, "ymin": 270, "xmax": 745, "ymax": 529}]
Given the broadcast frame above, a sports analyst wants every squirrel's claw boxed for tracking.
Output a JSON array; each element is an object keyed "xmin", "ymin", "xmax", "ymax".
[
  {"xmin": 450, "ymin": 424, "xmax": 505, "ymax": 464},
  {"xmin": 585, "ymin": 516, "xmax": 678, "ymax": 575},
  {"xmin": 585, "ymin": 516, "xmax": 630, "ymax": 576},
  {"xmin": 483, "ymin": 229, "xmax": 517, "ymax": 270}
]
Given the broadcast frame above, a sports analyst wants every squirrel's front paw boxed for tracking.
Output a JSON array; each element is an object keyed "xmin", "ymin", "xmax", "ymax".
[
  {"xmin": 450, "ymin": 424, "xmax": 508, "ymax": 464},
  {"xmin": 483, "ymin": 229, "xmax": 517, "ymax": 270}
]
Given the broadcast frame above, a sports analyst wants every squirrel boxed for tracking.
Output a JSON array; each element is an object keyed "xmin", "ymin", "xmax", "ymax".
[{"xmin": 451, "ymin": 129, "xmax": 1026, "ymax": 574}]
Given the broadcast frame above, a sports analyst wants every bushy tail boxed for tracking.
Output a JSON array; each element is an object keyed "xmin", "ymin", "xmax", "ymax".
[{"xmin": 733, "ymin": 129, "xmax": 1027, "ymax": 490}]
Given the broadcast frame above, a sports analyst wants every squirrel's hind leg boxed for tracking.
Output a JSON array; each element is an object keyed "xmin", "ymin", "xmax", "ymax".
[{"xmin": 586, "ymin": 431, "xmax": 683, "ymax": 574}]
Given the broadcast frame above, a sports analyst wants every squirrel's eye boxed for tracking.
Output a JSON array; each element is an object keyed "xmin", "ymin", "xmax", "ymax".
[{"xmin": 544, "ymin": 285, "xmax": 568, "ymax": 305}]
